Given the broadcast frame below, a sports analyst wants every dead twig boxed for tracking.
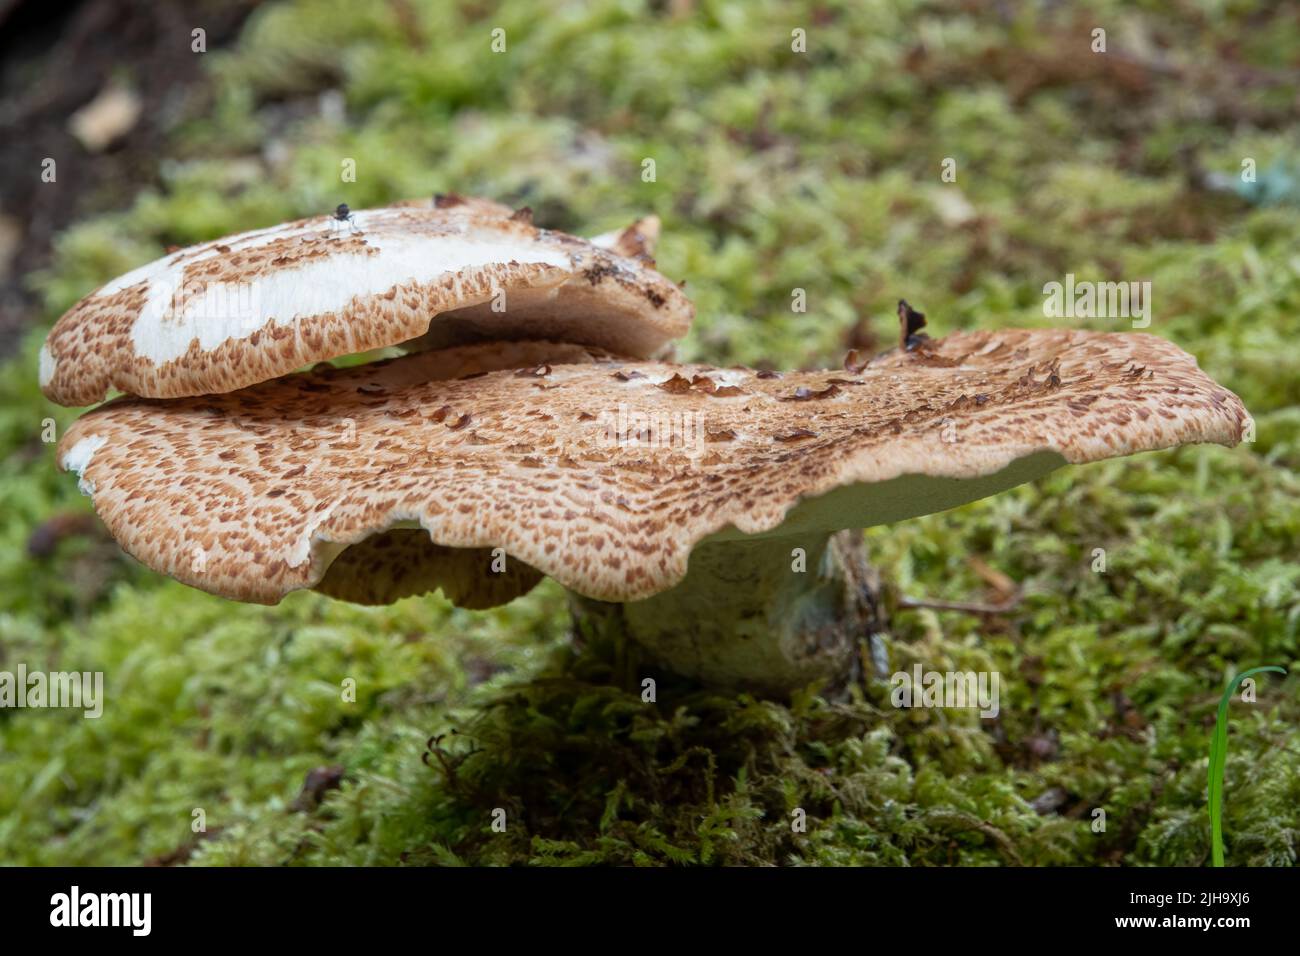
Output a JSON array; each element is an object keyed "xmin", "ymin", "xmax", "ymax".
[{"xmin": 897, "ymin": 592, "xmax": 1022, "ymax": 616}]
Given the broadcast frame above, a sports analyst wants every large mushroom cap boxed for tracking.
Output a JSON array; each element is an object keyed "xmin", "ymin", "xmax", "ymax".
[
  {"xmin": 58, "ymin": 328, "xmax": 1248, "ymax": 606},
  {"xmin": 39, "ymin": 197, "xmax": 690, "ymax": 406}
]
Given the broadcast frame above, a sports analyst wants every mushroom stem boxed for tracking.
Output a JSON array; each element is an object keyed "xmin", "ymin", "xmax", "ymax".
[{"xmin": 568, "ymin": 530, "xmax": 883, "ymax": 697}]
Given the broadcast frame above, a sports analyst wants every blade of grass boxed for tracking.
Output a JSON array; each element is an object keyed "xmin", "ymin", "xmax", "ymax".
[{"xmin": 1209, "ymin": 665, "xmax": 1286, "ymax": 867}]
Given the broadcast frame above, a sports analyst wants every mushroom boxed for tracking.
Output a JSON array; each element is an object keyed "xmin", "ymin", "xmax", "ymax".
[
  {"xmin": 55, "ymin": 327, "xmax": 1249, "ymax": 695},
  {"xmin": 39, "ymin": 197, "xmax": 690, "ymax": 406}
]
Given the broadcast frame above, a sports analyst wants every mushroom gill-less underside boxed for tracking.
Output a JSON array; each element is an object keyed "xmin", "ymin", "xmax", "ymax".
[
  {"xmin": 39, "ymin": 196, "xmax": 689, "ymax": 406},
  {"xmin": 58, "ymin": 329, "xmax": 1249, "ymax": 607}
]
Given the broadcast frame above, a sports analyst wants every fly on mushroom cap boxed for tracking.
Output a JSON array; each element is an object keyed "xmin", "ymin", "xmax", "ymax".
[{"xmin": 39, "ymin": 196, "xmax": 690, "ymax": 406}]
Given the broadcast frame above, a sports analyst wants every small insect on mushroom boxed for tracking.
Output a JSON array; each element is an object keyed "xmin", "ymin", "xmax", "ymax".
[{"xmin": 330, "ymin": 203, "xmax": 359, "ymax": 237}]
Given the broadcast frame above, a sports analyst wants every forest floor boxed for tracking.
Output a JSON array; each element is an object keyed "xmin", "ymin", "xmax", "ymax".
[{"xmin": 1, "ymin": 0, "xmax": 1297, "ymax": 865}]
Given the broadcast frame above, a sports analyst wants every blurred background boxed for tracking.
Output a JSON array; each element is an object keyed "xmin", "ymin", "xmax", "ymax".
[{"xmin": 0, "ymin": 0, "xmax": 1296, "ymax": 866}]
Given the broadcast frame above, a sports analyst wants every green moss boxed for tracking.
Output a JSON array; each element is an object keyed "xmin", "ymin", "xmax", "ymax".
[{"xmin": 2, "ymin": 0, "xmax": 1298, "ymax": 866}]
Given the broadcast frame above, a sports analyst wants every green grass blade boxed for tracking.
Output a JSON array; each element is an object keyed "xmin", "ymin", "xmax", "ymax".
[{"xmin": 1209, "ymin": 665, "xmax": 1286, "ymax": 867}]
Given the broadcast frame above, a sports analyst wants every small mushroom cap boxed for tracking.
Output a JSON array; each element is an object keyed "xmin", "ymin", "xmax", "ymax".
[
  {"xmin": 58, "ymin": 329, "xmax": 1248, "ymax": 606},
  {"xmin": 39, "ymin": 199, "xmax": 691, "ymax": 406}
]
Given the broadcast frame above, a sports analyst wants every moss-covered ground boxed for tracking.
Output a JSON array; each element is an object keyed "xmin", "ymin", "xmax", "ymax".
[{"xmin": 1, "ymin": 0, "xmax": 1297, "ymax": 866}]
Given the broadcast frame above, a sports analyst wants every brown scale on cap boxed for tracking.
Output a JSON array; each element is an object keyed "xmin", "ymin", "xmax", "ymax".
[
  {"xmin": 590, "ymin": 215, "xmax": 661, "ymax": 261},
  {"xmin": 58, "ymin": 329, "xmax": 1248, "ymax": 607},
  {"xmin": 40, "ymin": 198, "xmax": 691, "ymax": 406}
]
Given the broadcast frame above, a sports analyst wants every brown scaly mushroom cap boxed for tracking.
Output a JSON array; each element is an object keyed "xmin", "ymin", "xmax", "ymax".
[
  {"xmin": 57, "ymin": 328, "xmax": 1248, "ymax": 607},
  {"xmin": 39, "ymin": 195, "xmax": 689, "ymax": 406}
]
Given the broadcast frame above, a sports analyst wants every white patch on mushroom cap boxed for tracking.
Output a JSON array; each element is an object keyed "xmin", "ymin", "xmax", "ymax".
[
  {"xmin": 127, "ymin": 214, "xmax": 570, "ymax": 365},
  {"xmin": 38, "ymin": 343, "xmax": 56, "ymax": 388},
  {"xmin": 60, "ymin": 434, "xmax": 107, "ymax": 496},
  {"xmin": 710, "ymin": 369, "xmax": 749, "ymax": 388}
]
